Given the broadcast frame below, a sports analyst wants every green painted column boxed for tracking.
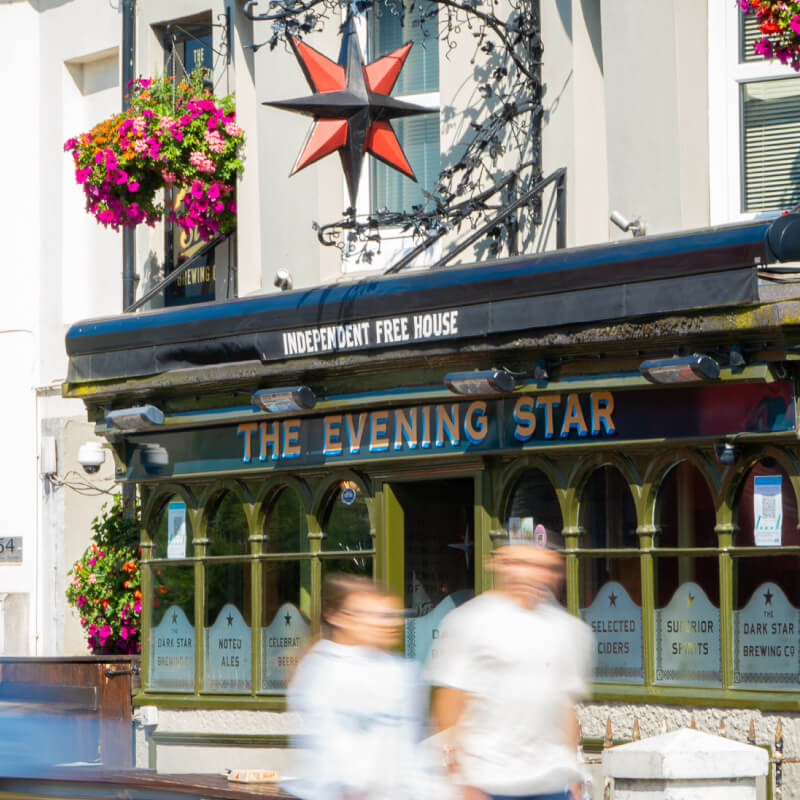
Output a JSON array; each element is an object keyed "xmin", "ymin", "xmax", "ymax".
[
  {"xmin": 638, "ymin": 526, "xmax": 656, "ymax": 686},
  {"xmin": 563, "ymin": 526, "xmax": 580, "ymax": 616},
  {"xmin": 717, "ymin": 522, "xmax": 735, "ymax": 689},
  {"xmin": 190, "ymin": 507, "xmax": 206, "ymax": 696}
]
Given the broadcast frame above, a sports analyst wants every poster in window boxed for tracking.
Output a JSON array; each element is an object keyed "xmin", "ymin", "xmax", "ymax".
[
  {"xmin": 167, "ymin": 501, "xmax": 187, "ymax": 559},
  {"xmin": 580, "ymin": 581, "xmax": 643, "ymax": 683},
  {"xmin": 655, "ymin": 582, "xmax": 721, "ymax": 685},
  {"xmin": 149, "ymin": 604, "xmax": 194, "ymax": 691},
  {"xmin": 754, "ymin": 475, "xmax": 782, "ymax": 546},
  {"xmin": 734, "ymin": 582, "xmax": 800, "ymax": 690},
  {"xmin": 204, "ymin": 603, "xmax": 252, "ymax": 693},
  {"xmin": 261, "ymin": 602, "xmax": 310, "ymax": 693}
]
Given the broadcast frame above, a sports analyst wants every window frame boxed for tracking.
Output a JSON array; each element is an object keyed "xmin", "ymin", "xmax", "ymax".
[
  {"xmin": 708, "ymin": 1, "xmax": 799, "ymax": 224},
  {"xmin": 341, "ymin": 9, "xmax": 442, "ymax": 274}
]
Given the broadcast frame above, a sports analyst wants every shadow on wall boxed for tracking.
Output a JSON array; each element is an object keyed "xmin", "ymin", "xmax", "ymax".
[{"xmin": 29, "ymin": 0, "xmax": 77, "ymax": 12}]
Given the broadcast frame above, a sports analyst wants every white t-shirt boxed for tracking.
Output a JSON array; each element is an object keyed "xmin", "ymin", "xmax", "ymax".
[
  {"xmin": 425, "ymin": 591, "xmax": 593, "ymax": 796},
  {"xmin": 288, "ymin": 639, "xmax": 449, "ymax": 800}
]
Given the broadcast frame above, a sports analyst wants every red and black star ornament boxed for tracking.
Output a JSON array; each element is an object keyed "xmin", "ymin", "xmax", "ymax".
[{"xmin": 265, "ymin": 13, "xmax": 435, "ymax": 204}]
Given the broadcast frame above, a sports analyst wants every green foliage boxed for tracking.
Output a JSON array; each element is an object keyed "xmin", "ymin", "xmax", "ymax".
[{"xmin": 65, "ymin": 494, "xmax": 142, "ymax": 655}]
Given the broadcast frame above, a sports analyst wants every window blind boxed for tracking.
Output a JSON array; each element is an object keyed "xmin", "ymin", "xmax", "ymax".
[
  {"xmin": 369, "ymin": 0, "xmax": 439, "ymax": 95},
  {"xmin": 370, "ymin": 114, "xmax": 440, "ymax": 212},
  {"xmin": 742, "ymin": 78, "xmax": 800, "ymax": 211},
  {"xmin": 740, "ymin": 12, "xmax": 762, "ymax": 63}
]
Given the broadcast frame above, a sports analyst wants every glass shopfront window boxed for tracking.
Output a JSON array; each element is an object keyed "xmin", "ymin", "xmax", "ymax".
[
  {"xmin": 654, "ymin": 462, "xmax": 720, "ymax": 686},
  {"xmin": 204, "ymin": 491, "xmax": 251, "ymax": 693},
  {"xmin": 733, "ymin": 461, "xmax": 800, "ymax": 690},
  {"xmin": 260, "ymin": 488, "xmax": 311, "ymax": 694},
  {"xmin": 578, "ymin": 466, "xmax": 642, "ymax": 683},
  {"xmin": 148, "ymin": 496, "xmax": 195, "ymax": 692}
]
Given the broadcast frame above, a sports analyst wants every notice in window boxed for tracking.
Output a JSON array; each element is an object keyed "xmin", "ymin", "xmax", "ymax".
[
  {"xmin": 167, "ymin": 501, "xmax": 187, "ymax": 559},
  {"xmin": 204, "ymin": 603, "xmax": 252, "ymax": 693},
  {"xmin": 580, "ymin": 581, "xmax": 642, "ymax": 683},
  {"xmin": 149, "ymin": 605, "xmax": 194, "ymax": 691},
  {"xmin": 754, "ymin": 475, "xmax": 782, "ymax": 546},
  {"xmin": 261, "ymin": 602, "xmax": 310, "ymax": 693},
  {"xmin": 655, "ymin": 582, "xmax": 721, "ymax": 685},
  {"xmin": 734, "ymin": 582, "xmax": 800, "ymax": 690}
]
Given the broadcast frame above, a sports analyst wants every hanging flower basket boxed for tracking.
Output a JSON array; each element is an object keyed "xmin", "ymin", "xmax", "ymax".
[
  {"xmin": 740, "ymin": 0, "xmax": 800, "ymax": 70},
  {"xmin": 64, "ymin": 69, "xmax": 244, "ymax": 242}
]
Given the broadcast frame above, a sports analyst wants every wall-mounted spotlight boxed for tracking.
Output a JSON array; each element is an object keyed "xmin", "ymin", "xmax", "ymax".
[
  {"xmin": 729, "ymin": 345, "xmax": 746, "ymax": 370},
  {"xmin": 141, "ymin": 443, "xmax": 170, "ymax": 475},
  {"xmin": 445, "ymin": 368, "xmax": 516, "ymax": 395},
  {"xmin": 610, "ymin": 210, "xmax": 647, "ymax": 237},
  {"xmin": 639, "ymin": 354, "xmax": 720, "ymax": 384},
  {"xmin": 251, "ymin": 386, "xmax": 317, "ymax": 413},
  {"xmin": 714, "ymin": 442, "xmax": 741, "ymax": 466},
  {"xmin": 105, "ymin": 404, "xmax": 164, "ymax": 431}
]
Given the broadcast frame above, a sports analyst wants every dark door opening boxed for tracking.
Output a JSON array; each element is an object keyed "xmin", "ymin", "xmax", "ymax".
[{"xmin": 389, "ymin": 478, "xmax": 475, "ymax": 660}]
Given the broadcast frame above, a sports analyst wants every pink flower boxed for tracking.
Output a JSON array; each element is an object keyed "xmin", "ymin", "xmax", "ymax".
[
  {"xmin": 190, "ymin": 181, "xmax": 205, "ymax": 199},
  {"xmin": 127, "ymin": 180, "xmax": 140, "ymax": 192},
  {"xmin": 88, "ymin": 556, "xmax": 96, "ymax": 566},
  {"xmin": 162, "ymin": 169, "xmax": 177, "ymax": 183},
  {"xmin": 113, "ymin": 169, "xmax": 128, "ymax": 185},
  {"xmin": 224, "ymin": 121, "xmax": 243, "ymax": 137},
  {"xmin": 791, "ymin": 15, "xmax": 800, "ymax": 35},
  {"xmin": 134, "ymin": 139, "xmax": 148, "ymax": 154},
  {"xmin": 77, "ymin": 595, "xmax": 87, "ymax": 607},
  {"xmin": 755, "ymin": 37, "xmax": 773, "ymax": 57},
  {"xmin": 99, "ymin": 624, "xmax": 113, "ymax": 640},
  {"xmin": 207, "ymin": 184, "xmax": 221, "ymax": 200},
  {"xmin": 132, "ymin": 116, "xmax": 147, "ymax": 135},
  {"xmin": 205, "ymin": 129, "xmax": 225, "ymax": 153},
  {"xmin": 88, "ymin": 573, "xmax": 97, "ymax": 584},
  {"xmin": 64, "ymin": 138, "xmax": 77, "ymax": 152},
  {"xmin": 72, "ymin": 575, "xmax": 81, "ymax": 587},
  {"xmin": 139, "ymin": 78, "xmax": 152, "ymax": 89},
  {"xmin": 133, "ymin": 599, "xmax": 142, "ymax": 613},
  {"xmin": 119, "ymin": 626, "xmax": 129, "ymax": 640},
  {"xmin": 75, "ymin": 167, "xmax": 92, "ymax": 183},
  {"xmin": 211, "ymin": 200, "xmax": 224, "ymax": 214}
]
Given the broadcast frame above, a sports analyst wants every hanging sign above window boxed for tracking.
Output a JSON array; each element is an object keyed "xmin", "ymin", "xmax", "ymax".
[{"xmin": 121, "ymin": 381, "xmax": 795, "ymax": 480}]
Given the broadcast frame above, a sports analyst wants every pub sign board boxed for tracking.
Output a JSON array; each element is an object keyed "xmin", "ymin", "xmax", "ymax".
[{"xmin": 123, "ymin": 381, "xmax": 794, "ymax": 480}]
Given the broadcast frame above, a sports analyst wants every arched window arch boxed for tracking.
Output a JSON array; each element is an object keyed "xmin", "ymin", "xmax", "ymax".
[{"xmin": 504, "ymin": 468, "xmax": 564, "ymax": 549}]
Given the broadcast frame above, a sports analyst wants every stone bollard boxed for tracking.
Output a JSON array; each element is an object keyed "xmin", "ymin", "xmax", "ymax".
[{"xmin": 602, "ymin": 728, "xmax": 768, "ymax": 800}]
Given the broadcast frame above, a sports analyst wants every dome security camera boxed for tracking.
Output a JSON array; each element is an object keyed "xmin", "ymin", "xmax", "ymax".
[{"xmin": 77, "ymin": 441, "xmax": 106, "ymax": 474}]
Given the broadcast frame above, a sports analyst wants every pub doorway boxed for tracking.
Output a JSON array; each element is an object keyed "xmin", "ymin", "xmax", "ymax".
[{"xmin": 384, "ymin": 478, "xmax": 475, "ymax": 661}]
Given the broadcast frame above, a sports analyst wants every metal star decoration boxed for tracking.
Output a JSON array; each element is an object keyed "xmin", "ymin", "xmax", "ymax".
[{"xmin": 265, "ymin": 13, "xmax": 435, "ymax": 204}]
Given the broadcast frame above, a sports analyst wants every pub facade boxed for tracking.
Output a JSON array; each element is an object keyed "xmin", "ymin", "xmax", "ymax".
[{"xmin": 64, "ymin": 214, "xmax": 800, "ymax": 785}]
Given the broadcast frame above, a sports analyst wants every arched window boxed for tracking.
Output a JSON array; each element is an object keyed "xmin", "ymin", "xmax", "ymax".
[
  {"xmin": 577, "ymin": 465, "xmax": 641, "ymax": 683},
  {"xmin": 321, "ymin": 482, "xmax": 373, "ymax": 589},
  {"xmin": 204, "ymin": 490, "xmax": 251, "ymax": 694},
  {"xmin": 148, "ymin": 495, "xmax": 195, "ymax": 693},
  {"xmin": 733, "ymin": 460, "xmax": 800, "ymax": 690},
  {"xmin": 505, "ymin": 468, "xmax": 564, "ymax": 549},
  {"xmin": 260, "ymin": 487, "xmax": 311, "ymax": 694},
  {"xmin": 654, "ymin": 461, "xmax": 720, "ymax": 687}
]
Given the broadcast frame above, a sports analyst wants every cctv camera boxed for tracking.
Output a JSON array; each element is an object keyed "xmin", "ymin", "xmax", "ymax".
[
  {"xmin": 714, "ymin": 442, "xmax": 740, "ymax": 466},
  {"xmin": 274, "ymin": 269, "xmax": 293, "ymax": 291},
  {"xmin": 77, "ymin": 441, "xmax": 106, "ymax": 474}
]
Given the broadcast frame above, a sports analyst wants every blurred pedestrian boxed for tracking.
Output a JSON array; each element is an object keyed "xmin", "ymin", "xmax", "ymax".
[
  {"xmin": 288, "ymin": 574, "xmax": 438, "ymax": 800},
  {"xmin": 427, "ymin": 536, "xmax": 593, "ymax": 800}
]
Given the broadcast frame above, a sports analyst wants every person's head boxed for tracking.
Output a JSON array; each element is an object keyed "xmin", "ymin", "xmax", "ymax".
[
  {"xmin": 323, "ymin": 574, "xmax": 403, "ymax": 649},
  {"xmin": 488, "ymin": 543, "xmax": 564, "ymax": 608}
]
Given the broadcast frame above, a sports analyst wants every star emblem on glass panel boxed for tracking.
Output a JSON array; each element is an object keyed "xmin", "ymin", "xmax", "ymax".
[
  {"xmin": 171, "ymin": 611, "xmax": 178, "ymax": 624},
  {"xmin": 608, "ymin": 592, "xmax": 617, "ymax": 607},
  {"xmin": 284, "ymin": 612, "xmax": 292, "ymax": 626},
  {"xmin": 227, "ymin": 613, "xmax": 234, "ymax": 626},
  {"xmin": 764, "ymin": 588, "xmax": 774, "ymax": 606},
  {"xmin": 264, "ymin": 14, "xmax": 435, "ymax": 204}
]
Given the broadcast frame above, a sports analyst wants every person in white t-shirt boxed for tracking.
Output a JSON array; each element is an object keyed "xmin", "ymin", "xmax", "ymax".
[
  {"xmin": 426, "ymin": 541, "xmax": 593, "ymax": 800},
  {"xmin": 288, "ymin": 574, "xmax": 449, "ymax": 800}
]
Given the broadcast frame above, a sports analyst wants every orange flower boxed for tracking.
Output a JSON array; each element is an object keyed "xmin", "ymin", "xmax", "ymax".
[
  {"xmin": 134, "ymin": 589, "xmax": 142, "ymax": 600},
  {"xmin": 124, "ymin": 580, "xmax": 130, "ymax": 589},
  {"xmin": 158, "ymin": 586, "xmax": 168, "ymax": 594}
]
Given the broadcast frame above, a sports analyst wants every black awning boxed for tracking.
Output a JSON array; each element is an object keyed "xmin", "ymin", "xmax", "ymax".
[{"xmin": 65, "ymin": 216, "xmax": 799, "ymax": 383}]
